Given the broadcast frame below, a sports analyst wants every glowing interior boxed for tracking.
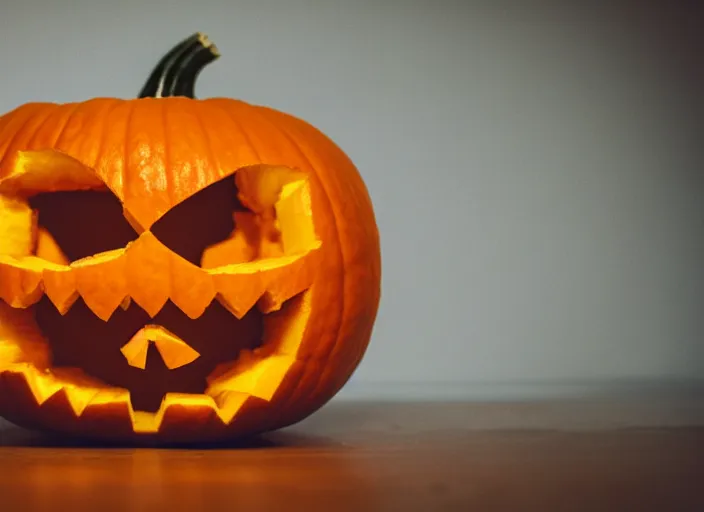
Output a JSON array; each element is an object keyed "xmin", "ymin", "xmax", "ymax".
[{"xmin": 0, "ymin": 150, "xmax": 320, "ymax": 433}]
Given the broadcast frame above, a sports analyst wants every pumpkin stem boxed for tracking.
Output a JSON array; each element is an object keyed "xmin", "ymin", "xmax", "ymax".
[{"xmin": 138, "ymin": 32, "xmax": 220, "ymax": 99}]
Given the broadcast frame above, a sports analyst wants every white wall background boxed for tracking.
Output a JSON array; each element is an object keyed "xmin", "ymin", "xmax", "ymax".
[{"xmin": 1, "ymin": 0, "xmax": 702, "ymax": 399}]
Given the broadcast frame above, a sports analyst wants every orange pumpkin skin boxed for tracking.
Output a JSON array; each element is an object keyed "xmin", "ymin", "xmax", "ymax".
[{"xmin": 0, "ymin": 95, "xmax": 380, "ymax": 442}]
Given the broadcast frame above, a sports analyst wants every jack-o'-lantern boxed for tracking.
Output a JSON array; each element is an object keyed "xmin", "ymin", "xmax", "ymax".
[{"xmin": 0, "ymin": 34, "xmax": 381, "ymax": 443}]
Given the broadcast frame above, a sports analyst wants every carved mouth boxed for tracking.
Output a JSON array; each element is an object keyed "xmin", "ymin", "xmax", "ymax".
[
  {"xmin": 0, "ymin": 287, "xmax": 312, "ymax": 433},
  {"xmin": 31, "ymin": 287, "xmax": 304, "ymax": 413},
  {"xmin": 0, "ymin": 152, "xmax": 320, "ymax": 433}
]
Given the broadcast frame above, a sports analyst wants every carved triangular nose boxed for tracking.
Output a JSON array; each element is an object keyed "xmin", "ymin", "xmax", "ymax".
[{"xmin": 120, "ymin": 325, "xmax": 200, "ymax": 370}]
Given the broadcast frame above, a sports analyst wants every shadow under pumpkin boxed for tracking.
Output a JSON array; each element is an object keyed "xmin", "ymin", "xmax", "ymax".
[{"xmin": 28, "ymin": 176, "xmax": 269, "ymax": 413}]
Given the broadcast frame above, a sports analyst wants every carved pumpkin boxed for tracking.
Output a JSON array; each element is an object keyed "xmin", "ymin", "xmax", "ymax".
[{"xmin": 0, "ymin": 34, "xmax": 381, "ymax": 443}]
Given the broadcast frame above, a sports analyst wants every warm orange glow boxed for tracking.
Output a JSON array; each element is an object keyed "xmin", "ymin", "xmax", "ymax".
[
  {"xmin": 0, "ymin": 152, "xmax": 325, "ymax": 436},
  {"xmin": 0, "ymin": 97, "xmax": 381, "ymax": 442},
  {"xmin": 120, "ymin": 325, "xmax": 200, "ymax": 370}
]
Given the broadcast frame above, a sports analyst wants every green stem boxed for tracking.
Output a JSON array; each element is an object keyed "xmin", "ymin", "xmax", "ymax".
[{"xmin": 138, "ymin": 33, "xmax": 220, "ymax": 99}]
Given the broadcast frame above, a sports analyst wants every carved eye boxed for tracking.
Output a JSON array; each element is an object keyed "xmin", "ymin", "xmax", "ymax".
[
  {"xmin": 30, "ymin": 190, "xmax": 140, "ymax": 264},
  {"xmin": 150, "ymin": 176, "xmax": 245, "ymax": 266},
  {"xmin": 0, "ymin": 149, "xmax": 139, "ymax": 265}
]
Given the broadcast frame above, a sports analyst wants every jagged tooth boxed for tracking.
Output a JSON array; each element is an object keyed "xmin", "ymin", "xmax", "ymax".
[
  {"xmin": 130, "ymin": 394, "xmax": 219, "ymax": 434},
  {"xmin": 210, "ymin": 249, "xmax": 320, "ymax": 319},
  {"xmin": 206, "ymin": 354, "xmax": 295, "ymax": 402},
  {"xmin": 8, "ymin": 365, "xmax": 63, "ymax": 405},
  {"xmin": 169, "ymin": 252, "xmax": 216, "ymax": 319},
  {"xmin": 85, "ymin": 388, "xmax": 131, "ymax": 407},
  {"xmin": 79, "ymin": 388, "xmax": 134, "ymax": 435},
  {"xmin": 63, "ymin": 386, "xmax": 102, "ymax": 417},
  {"xmin": 213, "ymin": 391, "xmax": 249, "ymax": 425},
  {"xmin": 72, "ymin": 249, "xmax": 127, "ymax": 321},
  {"xmin": 212, "ymin": 267, "xmax": 269, "ymax": 319},
  {"xmin": 131, "ymin": 411, "xmax": 163, "ymax": 433},
  {"xmin": 156, "ymin": 393, "xmax": 221, "ymax": 432},
  {"xmin": 257, "ymin": 248, "xmax": 321, "ymax": 313},
  {"xmin": 125, "ymin": 233, "xmax": 170, "ymax": 318},
  {"xmin": 0, "ymin": 259, "xmax": 43, "ymax": 308},
  {"xmin": 46, "ymin": 368, "xmax": 108, "ymax": 417},
  {"xmin": 42, "ymin": 267, "xmax": 79, "ymax": 314},
  {"xmin": 119, "ymin": 296, "xmax": 131, "ymax": 310}
]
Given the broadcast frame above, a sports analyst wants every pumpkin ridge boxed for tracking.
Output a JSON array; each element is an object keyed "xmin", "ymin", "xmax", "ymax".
[
  {"xmin": 161, "ymin": 98, "xmax": 176, "ymax": 213},
  {"xmin": 217, "ymin": 102, "xmax": 263, "ymax": 162},
  {"xmin": 23, "ymin": 105, "xmax": 61, "ymax": 149},
  {"xmin": 249, "ymin": 107, "xmax": 346, "ymax": 422},
  {"xmin": 92, "ymin": 99, "xmax": 124, "ymax": 177},
  {"xmin": 51, "ymin": 102, "xmax": 84, "ymax": 149},
  {"xmin": 121, "ymin": 101, "xmax": 138, "ymax": 221},
  {"xmin": 256, "ymin": 108, "xmax": 346, "ymax": 359},
  {"xmin": 191, "ymin": 101, "xmax": 219, "ymax": 176},
  {"xmin": 262, "ymin": 109, "xmax": 380, "ymax": 424}
]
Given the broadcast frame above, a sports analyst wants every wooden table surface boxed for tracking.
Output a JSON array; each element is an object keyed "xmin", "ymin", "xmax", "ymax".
[{"xmin": 0, "ymin": 399, "xmax": 702, "ymax": 511}]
